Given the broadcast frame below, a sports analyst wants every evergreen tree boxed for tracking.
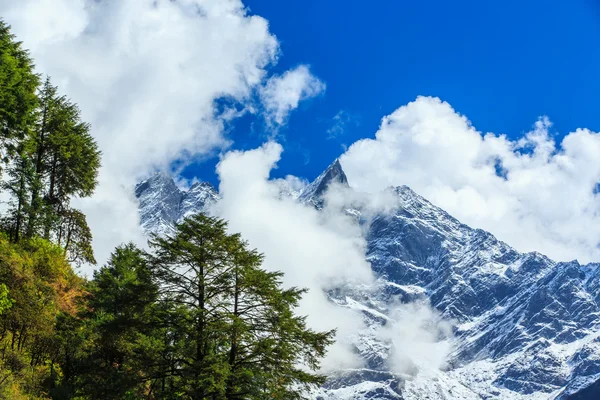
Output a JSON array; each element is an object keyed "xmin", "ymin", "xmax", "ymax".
[
  {"xmin": 79, "ymin": 243, "xmax": 162, "ymax": 399},
  {"xmin": 0, "ymin": 20, "xmax": 39, "ymax": 164},
  {"xmin": 149, "ymin": 215, "xmax": 235, "ymax": 399},
  {"xmin": 57, "ymin": 208, "xmax": 96, "ymax": 266},
  {"xmin": 26, "ymin": 77, "xmax": 58, "ymax": 238},
  {"xmin": 149, "ymin": 214, "xmax": 335, "ymax": 400},
  {"xmin": 0, "ymin": 73, "xmax": 101, "ymax": 268},
  {"xmin": 26, "ymin": 77, "xmax": 101, "ymax": 240},
  {"xmin": 2, "ymin": 142, "xmax": 36, "ymax": 242},
  {"xmin": 224, "ymin": 253, "xmax": 333, "ymax": 400}
]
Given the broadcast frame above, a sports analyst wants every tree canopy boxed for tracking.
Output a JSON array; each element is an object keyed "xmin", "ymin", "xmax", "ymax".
[{"xmin": 147, "ymin": 214, "xmax": 335, "ymax": 399}]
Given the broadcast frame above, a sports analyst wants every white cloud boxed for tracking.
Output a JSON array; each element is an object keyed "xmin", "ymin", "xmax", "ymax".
[
  {"xmin": 341, "ymin": 96, "xmax": 600, "ymax": 263},
  {"xmin": 0, "ymin": 0, "xmax": 324, "ymax": 269},
  {"xmin": 259, "ymin": 65, "xmax": 325, "ymax": 126},
  {"xmin": 272, "ymin": 174, "xmax": 308, "ymax": 199},
  {"xmin": 214, "ymin": 142, "xmax": 456, "ymax": 374},
  {"xmin": 380, "ymin": 301, "xmax": 455, "ymax": 375},
  {"xmin": 215, "ymin": 142, "xmax": 373, "ymax": 371}
]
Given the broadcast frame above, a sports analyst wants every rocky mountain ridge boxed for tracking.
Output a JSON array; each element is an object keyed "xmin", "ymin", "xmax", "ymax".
[
  {"xmin": 135, "ymin": 162, "xmax": 600, "ymax": 399},
  {"xmin": 135, "ymin": 172, "xmax": 220, "ymax": 235}
]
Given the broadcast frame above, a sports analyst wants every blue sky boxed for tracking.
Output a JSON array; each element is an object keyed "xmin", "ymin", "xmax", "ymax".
[
  {"xmin": 181, "ymin": 0, "xmax": 600, "ymax": 185},
  {"xmin": 6, "ymin": 3, "xmax": 600, "ymax": 392},
  {"xmin": 6, "ymin": 0, "xmax": 600, "ymax": 264}
]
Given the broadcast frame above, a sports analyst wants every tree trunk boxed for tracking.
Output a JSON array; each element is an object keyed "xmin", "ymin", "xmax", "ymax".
[
  {"xmin": 13, "ymin": 155, "xmax": 27, "ymax": 243},
  {"xmin": 27, "ymin": 100, "xmax": 48, "ymax": 238},
  {"xmin": 194, "ymin": 254, "xmax": 206, "ymax": 400},
  {"xmin": 226, "ymin": 266, "xmax": 240, "ymax": 400},
  {"xmin": 34, "ymin": 94, "xmax": 48, "ymax": 176},
  {"xmin": 44, "ymin": 151, "xmax": 58, "ymax": 239},
  {"xmin": 63, "ymin": 221, "xmax": 73, "ymax": 258},
  {"xmin": 14, "ymin": 188, "xmax": 22, "ymax": 242}
]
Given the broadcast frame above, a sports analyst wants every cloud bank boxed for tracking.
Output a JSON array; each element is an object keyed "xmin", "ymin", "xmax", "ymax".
[
  {"xmin": 1, "ymin": 1, "xmax": 454, "ymax": 375},
  {"xmin": 0, "ymin": 0, "xmax": 324, "ymax": 267},
  {"xmin": 214, "ymin": 142, "xmax": 457, "ymax": 376},
  {"xmin": 341, "ymin": 96, "xmax": 600, "ymax": 263},
  {"xmin": 380, "ymin": 301, "xmax": 454, "ymax": 376},
  {"xmin": 216, "ymin": 142, "xmax": 373, "ymax": 370}
]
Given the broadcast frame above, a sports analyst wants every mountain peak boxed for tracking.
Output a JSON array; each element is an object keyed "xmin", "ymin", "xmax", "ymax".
[
  {"xmin": 323, "ymin": 158, "xmax": 347, "ymax": 183},
  {"xmin": 298, "ymin": 159, "xmax": 349, "ymax": 207},
  {"xmin": 180, "ymin": 180, "xmax": 220, "ymax": 219},
  {"xmin": 135, "ymin": 173, "xmax": 219, "ymax": 235},
  {"xmin": 135, "ymin": 171, "xmax": 179, "ymax": 198},
  {"xmin": 189, "ymin": 181, "xmax": 217, "ymax": 192}
]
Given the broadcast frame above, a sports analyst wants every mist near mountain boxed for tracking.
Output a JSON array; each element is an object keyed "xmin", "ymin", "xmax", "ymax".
[{"xmin": 136, "ymin": 150, "xmax": 600, "ymax": 399}]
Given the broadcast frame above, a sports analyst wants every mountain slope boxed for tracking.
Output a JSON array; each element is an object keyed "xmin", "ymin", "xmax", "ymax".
[
  {"xmin": 135, "ymin": 173, "xmax": 219, "ymax": 235},
  {"xmin": 135, "ymin": 163, "xmax": 600, "ymax": 399}
]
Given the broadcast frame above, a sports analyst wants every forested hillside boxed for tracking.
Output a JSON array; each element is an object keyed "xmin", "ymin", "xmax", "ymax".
[{"xmin": 0, "ymin": 21, "xmax": 331, "ymax": 400}]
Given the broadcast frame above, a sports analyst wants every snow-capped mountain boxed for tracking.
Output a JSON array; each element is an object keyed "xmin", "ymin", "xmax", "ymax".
[
  {"xmin": 135, "ymin": 172, "xmax": 220, "ymax": 235},
  {"xmin": 135, "ymin": 162, "xmax": 600, "ymax": 400},
  {"xmin": 298, "ymin": 159, "xmax": 348, "ymax": 208}
]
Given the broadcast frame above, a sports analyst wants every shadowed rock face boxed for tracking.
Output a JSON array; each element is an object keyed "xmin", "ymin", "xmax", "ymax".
[
  {"xmin": 564, "ymin": 377, "xmax": 600, "ymax": 399},
  {"xmin": 135, "ymin": 172, "xmax": 182, "ymax": 228},
  {"xmin": 136, "ymin": 162, "xmax": 600, "ymax": 400},
  {"xmin": 298, "ymin": 159, "xmax": 349, "ymax": 208},
  {"xmin": 135, "ymin": 173, "xmax": 219, "ymax": 235}
]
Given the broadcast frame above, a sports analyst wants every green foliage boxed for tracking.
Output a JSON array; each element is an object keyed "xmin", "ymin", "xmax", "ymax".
[
  {"xmin": 57, "ymin": 208, "xmax": 95, "ymax": 266},
  {"xmin": 26, "ymin": 77, "xmax": 101, "ymax": 244},
  {"xmin": 0, "ymin": 235, "xmax": 85, "ymax": 399},
  {"xmin": 0, "ymin": 284, "xmax": 13, "ymax": 316},
  {"xmin": 0, "ymin": 21, "xmax": 100, "ymax": 267},
  {"xmin": 148, "ymin": 214, "xmax": 335, "ymax": 400},
  {"xmin": 70, "ymin": 243, "xmax": 162, "ymax": 399},
  {"xmin": 0, "ymin": 22, "xmax": 102, "ymax": 399},
  {"xmin": 0, "ymin": 20, "xmax": 39, "ymax": 157},
  {"xmin": 2, "ymin": 138, "xmax": 37, "ymax": 242},
  {"xmin": 0, "ymin": 215, "xmax": 335, "ymax": 400}
]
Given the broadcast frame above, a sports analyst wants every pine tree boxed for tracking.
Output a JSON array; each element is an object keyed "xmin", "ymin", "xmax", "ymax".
[
  {"xmin": 0, "ymin": 20, "xmax": 39, "ymax": 165},
  {"xmin": 149, "ymin": 215, "xmax": 235, "ymax": 399},
  {"xmin": 149, "ymin": 214, "xmax": 335, "ymax": 400},
  {"xmin": 2, "ymin": 140, "xmax": 36, "ymax": 242},
  {"xmin": 0, "ymin": 20, "xmax": 39, "ymax": 242},
  {"xmin": 26, "ymin": 77, "xmax": 58, "ymax": 238},
  {"xmin": 25, "ymin": 77, "xmax": 101, "ymax": 240},
  {"xmin": 79, "ymin": 243, "xmax": 162, "ymax": 399},
  {"xmin": 57, "ymin": 208, "xmax": 96, "ymax": 266}
]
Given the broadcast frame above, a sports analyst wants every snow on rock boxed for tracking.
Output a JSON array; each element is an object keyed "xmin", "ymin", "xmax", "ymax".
[
  {"xmin": 135, "ymin": 172, "xmax": 219, "ymax": 235},
  {"xmin": 136, "ymin": 162, "xmax": 600, "ymax": 400}
]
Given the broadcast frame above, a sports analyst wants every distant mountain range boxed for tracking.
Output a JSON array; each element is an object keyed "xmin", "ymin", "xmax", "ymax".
[{"xmin": 135, "ymin": 161, "xmax": 600, "ymax": 400}]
